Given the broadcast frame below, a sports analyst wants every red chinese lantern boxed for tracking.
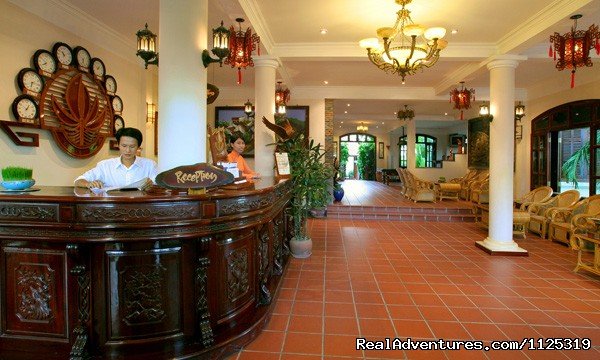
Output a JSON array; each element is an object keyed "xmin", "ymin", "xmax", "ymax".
[
  {"xmin": 225, "ymin": 18, "xmax": 260, "ymax": 85},
  {"xmin": 449, "ymin": 81, "xmax": 475, "ymax": 120}
]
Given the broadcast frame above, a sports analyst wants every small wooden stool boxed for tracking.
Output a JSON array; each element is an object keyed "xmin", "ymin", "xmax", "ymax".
[{"xmin": 437, "ymin": 183, "xmax": 461, "ymax": 201}]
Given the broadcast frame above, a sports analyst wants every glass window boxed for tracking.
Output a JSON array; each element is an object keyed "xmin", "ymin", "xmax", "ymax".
[
  {"xmin": 399, "ymin": 134, "xmax": 437, "ymax": 168},
  {"xmin": 551, "ymin": 110, "xmax": 568, "ymax": 128},
  {"xmin": 558, "ymin": 128, "xmax": 590, "ymax": 197},
  {"xmin": 572, "ymin": 105, "xmax": 592, "ymax": 125}
]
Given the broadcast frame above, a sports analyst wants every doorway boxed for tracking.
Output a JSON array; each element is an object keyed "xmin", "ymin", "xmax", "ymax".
[{"xmin": 339, "ymin": 133, "xmax": 376, "ymax": 180}]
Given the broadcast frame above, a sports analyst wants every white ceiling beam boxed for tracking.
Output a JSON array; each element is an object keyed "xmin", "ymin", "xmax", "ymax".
[{"xmin": 238, "ymin": 0, "xmax": 275, "ymax": 54}]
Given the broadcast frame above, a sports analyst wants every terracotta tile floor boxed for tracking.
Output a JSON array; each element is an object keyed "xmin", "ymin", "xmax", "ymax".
[{"xmin": 227, "ymin": 218, "xmax": 600, "ymax": 360}]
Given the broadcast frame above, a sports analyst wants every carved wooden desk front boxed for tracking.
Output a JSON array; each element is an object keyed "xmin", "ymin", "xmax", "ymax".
[{"xmin": 0, "ymin": 178, "xmax": 292, "ymax": 359}]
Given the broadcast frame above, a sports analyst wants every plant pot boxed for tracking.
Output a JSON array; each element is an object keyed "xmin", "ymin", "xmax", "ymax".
[
  {"xmin": 309, "ymin": 207, "xmax": 327, "ymax": 218},
  {"xmin": 0, "ymin": 179, "xmax": 35, "ymax": 190},
  {"xmin": 333, "ymin": 187, "xmax": 344, "ymax": 202},
  {"xmin": 290, "ymin": 236, "xmax": 312, "ymax": 258}
]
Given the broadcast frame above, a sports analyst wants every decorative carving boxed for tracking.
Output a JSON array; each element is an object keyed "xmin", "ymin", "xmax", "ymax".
[
  {"xmin": 195, "ymin": 257, "xmax": 214, "ymax": 347},
  {"xmin": 0, "ymin": 203, "xmax": 58, "ymax": 221},
  {"xmin": 273, "ymin": 217, "xmax": 283, "ymax": 276},
  {"xmin": 68, "ymin": 245, "xmax": 90, "ymax": 360},
  {"xmin": 121, "ymin": 264, "xmax": 166, "ymax": 325},
  {"xmin": 0, "ymin": 120, "xmax": 40, "ymax": 147},
  {"xmin": 226, "ymin": 248, "xmax": 249, "ymax": 303},
  {"xmin": 219, "ymin": 193, "xmax": 276, "ymax": 215},
  {"xmin": 40, "ymin": 69, "xmax": 113, "ymax": 158},
  {"xmin": 15, "ymin": 264, "xmax": 55, "ymax": 321},
  {"xmin": 257, "ymin": 225, "xmax": 271, "ymax": 305},
  {"xmin": 79, "ymin": 203, "xmax": 198, "ymax": 222}
]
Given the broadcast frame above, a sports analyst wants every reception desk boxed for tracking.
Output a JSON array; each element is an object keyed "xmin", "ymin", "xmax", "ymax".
[{"xmin": 0, "ymin": 177, "xmax": 292, "ymax": 359}]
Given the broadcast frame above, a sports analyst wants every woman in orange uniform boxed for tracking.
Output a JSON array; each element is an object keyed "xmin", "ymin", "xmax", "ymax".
[{"xmin": 227, "ymin": 133, "xmax": 260, "ymax": 180}]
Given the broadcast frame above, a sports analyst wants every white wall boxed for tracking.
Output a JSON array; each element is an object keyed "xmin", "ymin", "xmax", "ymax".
[{"xmin": 0, "ymin": 1, "xmax": 147, "ymax": 185}]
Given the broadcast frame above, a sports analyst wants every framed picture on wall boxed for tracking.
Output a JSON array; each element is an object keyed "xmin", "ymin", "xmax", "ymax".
[
  {"xmin": 215, "ymin": 106, "xmax": 255, "ymax": 155},
  {"xmin": 275, "ymin": 105, "xmax": 309, "ymax": 141},
  {"xmin": 378, "ymin": 141, "xmax": 384, "ymax": 159}
]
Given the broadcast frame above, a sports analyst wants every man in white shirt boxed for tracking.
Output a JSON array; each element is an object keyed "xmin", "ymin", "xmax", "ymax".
[{"xmin": 74, "ymin": 127, "xmax": 158, "ymax": 189}]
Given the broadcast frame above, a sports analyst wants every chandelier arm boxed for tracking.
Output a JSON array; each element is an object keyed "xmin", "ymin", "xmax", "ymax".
[{"xmin": 383, "ymin": 38, "xmax": 394, "ymax": 62}]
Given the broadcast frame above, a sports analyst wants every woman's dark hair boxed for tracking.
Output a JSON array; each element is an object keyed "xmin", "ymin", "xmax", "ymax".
[
  {"xmin": 116, "ymin": 127, "xmax": 143, "ymax": 146},
  {"xmin": 229, "ymin": 131, "xmax": 245, "ymax": 144}
]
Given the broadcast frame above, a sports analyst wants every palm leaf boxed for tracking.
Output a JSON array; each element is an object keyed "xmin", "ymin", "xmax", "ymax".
[{"xmin": 561, "ymin": 141, "xmax": 590, "ymax": 188}]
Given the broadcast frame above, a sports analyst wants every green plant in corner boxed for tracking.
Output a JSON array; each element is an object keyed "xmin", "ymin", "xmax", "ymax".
[
  {"xmin": 1, "ymin": 166, "xmax": 33, "ymax": 181},
  {"xmin": 273, "ymin": 133, "xmax": 333, "ymax": 240}
]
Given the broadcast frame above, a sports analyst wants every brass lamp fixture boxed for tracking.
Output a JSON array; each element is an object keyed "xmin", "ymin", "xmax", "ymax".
[
  {"xmin": 478, "ymin": 102, "xmax": 493, "ymax": 121},
  {"xmin": 244, "ymin": 99, "xmax": 254, "ymax": 116},
  {"xmin": 202, "ymin": 21, "xmax": 231, "ymax": 67},
  {"xmin": 549, "ymin": 14, "xmax": 599, "ymax": 88},
  {"xmin": 357, "ymin": 122, "xmax": 368, "ymax": 132},
  {"xmin": 136, "ymin": 24, "xmax": 158, "ymax": 68},
  {"xmin": 397, "ymin": 104, "xmax": 414, "ymax": 121},
  {"xmin": 225, "ymin": 18, "xmax": 260, "ymax": 85},
  {"xmin": 450, "ymin": 81, "xmax": 475, "ymax": 120},
  {"xmin": 275, "ymin": 81, "xmax": 290, "ymax": 115},
  {"xmin": 358, "ymin": 0, "xmax": 447, "ymax": 84},
  {"xmin": 514, "ymin": 101, "xmax": 526, "ymax": 120}
]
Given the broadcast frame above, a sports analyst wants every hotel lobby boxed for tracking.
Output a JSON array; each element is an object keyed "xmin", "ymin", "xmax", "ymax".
[{"xmin": 1, "ymin": 0, "xmax": 600, "ymax": 359}]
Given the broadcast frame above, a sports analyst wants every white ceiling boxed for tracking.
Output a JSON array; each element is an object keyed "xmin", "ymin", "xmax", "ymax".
[{"xmin": 57, "ymin": 0, "xmax": 600, "ymax": 133}]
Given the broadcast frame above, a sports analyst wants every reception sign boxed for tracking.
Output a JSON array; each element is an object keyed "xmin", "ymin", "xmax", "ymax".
[{"xmin": 155, "ymin": 163, "xmax": 234, "ymax": 189}]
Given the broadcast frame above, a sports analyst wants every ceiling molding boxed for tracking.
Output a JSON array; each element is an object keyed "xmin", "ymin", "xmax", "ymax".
[
  {"xmin": 9, "ymin": 0, "xmax": 137, "ymax": 65},
  {"xmin": 496, "ymin": 0, "xmax": 595, "ymax": 54},
  {"xmin": 434, "ymin": 63, "xmax": 484, "ymax": 95},
  {"xmin": 292, "ymin": 86, "xmax": 446, "ymax": 101},
  {"xmin": 238, "ymin": 0, "xmax": 275, "ymax": 54}
]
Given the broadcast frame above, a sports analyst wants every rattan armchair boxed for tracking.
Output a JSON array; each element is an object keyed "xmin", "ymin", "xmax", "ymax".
[
  {"xmin": 547, "ymin": 194, "xmax": 600, "ymax": 248},
  {"xmin": 516, "ymin": 186, "xmax": 553, "ymax": 211},
  {"xmin": 527, "ymin": 190, "xmax": 580, "ymax": 238}
]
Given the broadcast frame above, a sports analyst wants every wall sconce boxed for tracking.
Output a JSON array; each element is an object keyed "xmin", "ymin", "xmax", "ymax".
[
  {"xmin": 275, "ymin": 103, "xmax": 286, "ymax": 115},
  {"xmin": 244, "ymin": 99, "xmax": 253, "ymax": 116},
  {"xmin": 514, "ymin": 101, "xmax": 526, "ymax": 121},
  {"xmin": 146, "ymin": 102, "xmax": 156, "ymax": 124},
  {"xmin": 478, "ymin": 102, "xmax": 493, "ymax": 121},
  {"xmin": 136, "ymin": 24, "xmax": 159, "ymax": 68},
  {"xmin": 202, "ymin": 21, "xmax": 231, "ymax": 68}
]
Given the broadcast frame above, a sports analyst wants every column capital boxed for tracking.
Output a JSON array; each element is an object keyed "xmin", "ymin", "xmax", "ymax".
[
  {"xmin": 485, "ymin": 55, "xmax": 527, "ymax": 71},
  {"xmin": 253, "ymin": 56, "xmax": 279, "ymax": 69}
]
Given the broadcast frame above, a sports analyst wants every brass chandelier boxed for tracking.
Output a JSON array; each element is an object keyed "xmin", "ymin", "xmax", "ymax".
[{"xmin": 359, "ymin": 0, "xmax": 447, "ymax": 84}]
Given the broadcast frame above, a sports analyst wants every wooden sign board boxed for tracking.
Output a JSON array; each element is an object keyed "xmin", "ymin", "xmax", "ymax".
[{"xmin": 155, "ymin": 163, "xmax": 234, "ymax": 190}]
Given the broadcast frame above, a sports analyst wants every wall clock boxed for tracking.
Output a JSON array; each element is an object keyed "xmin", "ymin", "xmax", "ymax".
[
  {"xmin": 6, "ymin": 41, "xmax": 125, "ymax": 158},
  {"xmin": 33, "ymin": 49, "xmax": 57, "ymax": 77},
  {"xmin": 73, "ymin": 46, "xmax": 91, "ymax": 71},
  {"xmin": 91, "ymin": 58, "xmax": 105, "ymax": 79},
  {"xmin": 12, "ymin": 94, "xmax": 38, "ymax": 123},
  {"xmin": 111, "ymin": 96, "xmax": 123, "ymax": 114},
  {"xmin": 104, "ymin": 75, "xmax": 117, "ymax": 95},
  {"xmin": 113, "ymin": 115, "xmax": 125, "ymax": 135},
  {"xmin": 17, "ymin": 68, "xmax": 44, "ymax": 96},
  {"xmin": 52, "ymin": 42, "xmax": 73, "ymax": 68}
]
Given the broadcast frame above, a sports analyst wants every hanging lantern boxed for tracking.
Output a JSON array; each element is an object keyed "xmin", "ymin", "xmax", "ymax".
[
  {"xmin": 549, "ymin": 14, "xmax": 600, "ymax": 88},
  {"xmin": 244, "ymin": 99, "xmax": 253, "ymax": 116},
  {"xmin": 225, "ymin": 18, "xmax": 260, "ymax": 85},
  {"xmin": 136, "ymin": 23, "xmax": 158, "ymax": 68},
  {"xmin": 275, "ymin": 81, "xmax": 290, "ymax": 115},
  {"xmin": 449, "ymin": 81, "xmax": 475, "ymax": 120}
]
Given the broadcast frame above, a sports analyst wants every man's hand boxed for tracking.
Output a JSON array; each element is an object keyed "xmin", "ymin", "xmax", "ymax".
[{"xmin": 88, "ymin": 180, "xmax": 104, "ymax": 189}]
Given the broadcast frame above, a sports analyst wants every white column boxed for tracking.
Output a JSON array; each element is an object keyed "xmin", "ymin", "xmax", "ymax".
[
  {"xmin": 253, "ymin": 56, "xmax": 279, "ymax": 177},
  {"xmin": 157, "ymin": 0, "xmax": 208, "ymax": 171},
  {"xmin": 406, "ymin": 120, "xmax": 416, "ymax": 171},
  {"xmin": 476, "ymin": 56, "xmax": 527, "ymax": 255}
]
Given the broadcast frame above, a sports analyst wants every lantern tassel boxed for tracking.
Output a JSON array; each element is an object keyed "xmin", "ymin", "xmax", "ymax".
[
  {"xmin": 548, "ymin": 44, "xmax": 553, "ymax": 58},
  {"xmin": 237, "ymin": 68, "xmax": 242, "ymax": 85},
  {"xmin": 571, "ymin": 70, "xmax": 575, "ymax": 89},
  {"xmin": 596, "ymin": 38, "xmax": 599, "ymax": 55},
  {"xmin": 460, "ymin": 110, "xmax": 464, "ymax": 120}
]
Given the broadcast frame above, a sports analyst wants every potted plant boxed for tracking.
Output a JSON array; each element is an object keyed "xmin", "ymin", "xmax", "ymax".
[
  {"xmin": 332, "ymin": 157, "xmax": 344, "ymax": 202},
  {"xmin": 274, "ymin": 133, "xmax": 333, "ymax": 258},
  {"xmin": 1, "ymin": 166, "xmax": 35, "ymax": 191}
]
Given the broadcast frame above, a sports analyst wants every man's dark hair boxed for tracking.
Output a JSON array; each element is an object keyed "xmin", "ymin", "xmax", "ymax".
[{"xmin": 116, "ymin": 127, "xmax": 143, "ymax": 146}]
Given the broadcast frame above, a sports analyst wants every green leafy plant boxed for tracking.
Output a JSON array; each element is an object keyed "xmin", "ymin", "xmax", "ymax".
[
  {"xmin": 357, "ymin": 142, "xmax": 375, "ymax": 180},
  {"xmin": 273, "ymin": 133, "xmax": 333, "ymax": 240},
  {"xmin": 1, "ymin": 166, "xmax": 33, "ymax": 181},
  {"xmin": 561, "ymin": 142, "xmax": 589, "ymax": 189}
]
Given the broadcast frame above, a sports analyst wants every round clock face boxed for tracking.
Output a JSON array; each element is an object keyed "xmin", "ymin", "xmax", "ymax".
[
  {"xmin": 33, "ymin": 50, "xmax": 57, "ymax": 74},
  {"xmin": 104, "ymin": 75, "xmax": 117, "ymax": 94},
  {"xmin": 113, "ymin": 115, "xmax": 125, "ymax": 134},
  {"xmin": 91, "ymin": 58, "xmax": 105, "ymax": 77},
  {"xmin": 12, "ymin": 95, "xmax": 38, "ymax": 120},
  {"xmin": 74, "ymin": 46, "xmax": 91, "ymax": 69},
  {"xmin": 112, "ymin": 96, "xmax": 123, "ymax": 113},
  {"xmin": 18, "ymin": 68, "xmax": 44, "ymax": 94},
  {"xmin": 52, "ymin": 42, "xmax": 73, "ymax": 67}
]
